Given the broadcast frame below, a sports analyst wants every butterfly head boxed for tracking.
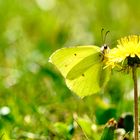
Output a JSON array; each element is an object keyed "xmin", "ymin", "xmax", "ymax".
[
  {"xmin": 101, "ymin": 44, "xmax": 110, "ymax": 55},
  {"xmin": 100, "ymin": 29, "xmax": 110, "ymax": 55}
]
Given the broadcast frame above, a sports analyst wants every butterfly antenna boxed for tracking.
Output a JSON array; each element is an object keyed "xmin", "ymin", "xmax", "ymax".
[
  {"xmin": 103, "ymin": 30, "xmax": 110, "ymax": 43},
  {"xmin": 101, "ymin": 28, "xmax": 104, "ymax": 44}
]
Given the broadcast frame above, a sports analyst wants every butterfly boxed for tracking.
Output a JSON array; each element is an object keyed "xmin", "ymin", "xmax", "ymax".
[
  {"xmin": 49, "ymin": 29, "xmax": 110, "ymax": 98},
  {"xmin": 49, "ymin": 44, "xmax": 110, "ymax": 98}
]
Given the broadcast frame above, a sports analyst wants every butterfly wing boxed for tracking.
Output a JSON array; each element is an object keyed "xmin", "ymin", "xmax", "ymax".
[
  {"xmin": 49, "ymin": 46, "xmax": 101, "ymax": 78},
  {"xmin": 66, "ymin": 52, "xmax": 101, "ymax": 80},
  {"xmin": 99, "ymin": 66, "xmax": 110, "ymax": 89},
  {"xmin": 49, "ymin": 45, "xmax": 110, "ymax": 98},
  {"xmin": 66, "ymin": 63, "xmax": 109, "ymax": 98}
]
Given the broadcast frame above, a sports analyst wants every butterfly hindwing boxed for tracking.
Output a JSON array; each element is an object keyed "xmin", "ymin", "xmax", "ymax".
[
  {"xmin": 66, "ymin": 62, "xmax": 103, "ymax": 98},
  {"xmin": 99, "ymin": 66, "xmax": 110, "ymax": 88}
]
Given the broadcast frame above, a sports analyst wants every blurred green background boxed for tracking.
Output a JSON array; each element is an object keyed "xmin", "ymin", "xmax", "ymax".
[{"xmin": 0, "ymin": 0, "xmax": 140, "ymax": 139}]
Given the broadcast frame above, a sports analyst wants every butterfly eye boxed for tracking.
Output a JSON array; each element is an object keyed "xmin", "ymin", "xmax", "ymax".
[
  {"xmin": 103, "ymin": 44, "xmax": 108, "ymax": 49},
  {"xmin": 101, "ymin": 44, "xmax": 110, "ymax": 54}
]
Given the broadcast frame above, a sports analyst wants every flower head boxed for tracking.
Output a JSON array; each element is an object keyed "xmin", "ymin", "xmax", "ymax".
[{"xmin": 106, "ymin": 35, "xmax": 140, "ymax": 68}]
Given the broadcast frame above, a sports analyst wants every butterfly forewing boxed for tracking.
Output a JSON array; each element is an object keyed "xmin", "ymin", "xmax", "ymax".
[
  {"xmin": 49, "ymin": 46, "xmax": 100, "ymax": 78},
  {"xmin": 66, "ymin": 52, "xmax": 101, "ymax": 80}
]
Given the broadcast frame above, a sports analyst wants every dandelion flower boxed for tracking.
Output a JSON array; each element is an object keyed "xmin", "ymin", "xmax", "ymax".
[{"xmin": 106, "ymin": 35, "xmax": 140, "ymax": 68}]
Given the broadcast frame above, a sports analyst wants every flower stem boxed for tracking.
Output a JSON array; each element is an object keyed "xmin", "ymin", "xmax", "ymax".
[{"xmin": 132, "ymin": 64, "xmax": 139, "ymax": 140}]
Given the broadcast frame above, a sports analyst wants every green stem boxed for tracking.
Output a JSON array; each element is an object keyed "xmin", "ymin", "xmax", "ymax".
[{"xmin": 132, "ymin": 64, "xmax": 139, "ymax": 140}]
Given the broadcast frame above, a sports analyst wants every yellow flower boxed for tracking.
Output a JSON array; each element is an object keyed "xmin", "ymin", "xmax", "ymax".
[{"xmin": 106, "ymin": 35, "xmax": 140, "ymax": 68}]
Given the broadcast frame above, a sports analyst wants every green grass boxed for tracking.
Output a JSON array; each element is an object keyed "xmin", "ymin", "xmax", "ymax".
[{"xmin": 0, "ymin": 0, "xmax": 139, "ymax": 139}]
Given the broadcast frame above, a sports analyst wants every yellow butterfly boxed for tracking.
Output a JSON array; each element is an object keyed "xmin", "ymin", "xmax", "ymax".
[{"xmin": 49, "ymin": 44, "xmax": 110, "ymax": 98}]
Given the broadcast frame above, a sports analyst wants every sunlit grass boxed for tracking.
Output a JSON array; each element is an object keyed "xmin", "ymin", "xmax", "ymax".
[{"xmin": 0, "ymin": 0, "xmax": 139, "ymax": 139}]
